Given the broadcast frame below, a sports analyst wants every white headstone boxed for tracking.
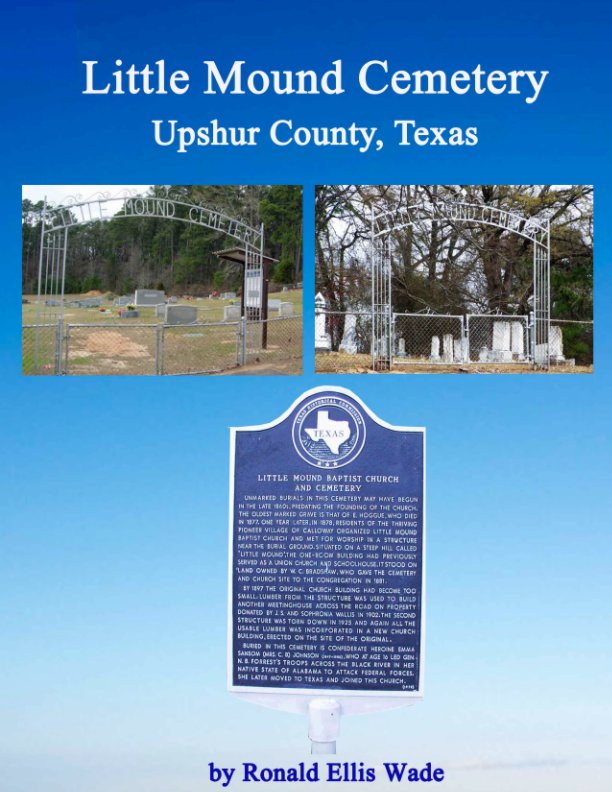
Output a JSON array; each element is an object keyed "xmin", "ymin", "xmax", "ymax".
[
  {"xmin": 314, "ymin": 293, "xmax": 331, "ymax": 351},
  {"xmin": 492, "ymin": 321, "xmax": 511, "ymax": 351},
  {"xmin": 442, "ymin": 334, "xmax": 454, "ymax": 363},
  {"xmin": 550, "ymin": 326, "xmax": 564, "ymax": 357},
  {"xmin": 279, "ymin": 302, "xmax": 294, "ymax": 318},
  {"xmin": 511, "ymin": 322, "xmax": 525, "ymax": 356},
  {"xmin": 268, "ymin": 298, "xmax": 282, "ymax": 311},
  {"xmin": 430, "ymin": 335, "xmax": 440, "ymax": 361},
  {"xmin": 397, "ymin": 337, "xmax": 406, "ymax": 357},
  {"xmin": 491, "ymin": 350, "xmax": 514, "ymax": 363},
  {"xmin": 453, "ymin": 338, "xmax": 463, "ymax": 362},
  {"xmin": 339, "ymin": 314, "xmax": 358, "ymax": 354}
]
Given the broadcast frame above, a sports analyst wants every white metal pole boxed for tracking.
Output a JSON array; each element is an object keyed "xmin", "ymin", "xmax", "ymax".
[
  {"xmin": 308, "ymin": 699, "xmax": 340, "ymax": 755},
  {"xmin": 34, "ymin": 197, "xmax": 47, "ymax": 370}
]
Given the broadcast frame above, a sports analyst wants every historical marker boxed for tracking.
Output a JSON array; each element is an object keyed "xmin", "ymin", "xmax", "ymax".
[{"xmin": 228, "ymin": 387, "xmax": 425, "ymax": 748}]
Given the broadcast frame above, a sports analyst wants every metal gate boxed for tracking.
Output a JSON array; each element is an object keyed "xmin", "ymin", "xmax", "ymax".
[
  {"xmin": 30, "ymin": 191, "xmax": 266, "ymax": 374},
  {"xmin": 370, "ymin": 201, "xmax": 550, "ymax": 370},
  {"xmin": 24, "ymin": 314, "xmax": 303, "ymax": 376},
  {"xmin": 371, "ymin": 237, "xmax": 392, "ymax": 370}
]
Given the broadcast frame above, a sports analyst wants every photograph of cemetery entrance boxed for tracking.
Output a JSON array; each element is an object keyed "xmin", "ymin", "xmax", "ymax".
[
  {"xmin": 22, "ymin": 185, "xmax": 303, "ymax": 375},
  {"xmin": 315, "ymin": 185, "xmax": 593, "ymax": 374}
]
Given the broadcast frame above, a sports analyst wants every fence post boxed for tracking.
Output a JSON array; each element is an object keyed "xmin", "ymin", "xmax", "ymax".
[
  {"xmin": 239, "ymin": 317, "xmax": 247, "ymax": 366},
  {"xmin": 63, "ymin": 324, "xmax": 70, "ymax": 374},
  {"xmin": 158, "ymin": 324, "xmax": 165, "ymax": 375},
  {"xmin": 54, "ymin": 318, "xmax": 63, "ymax": 375}
]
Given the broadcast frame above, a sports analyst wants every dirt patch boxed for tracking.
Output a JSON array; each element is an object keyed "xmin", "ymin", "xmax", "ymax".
[
  {"xmin": 81, "ymin": 331, "xmax": 150, "ymax": 358},
  {"xmin": 220, "ymin": 359, "xmax": 301, "ymax": 375},
  {"xmin": 82, "ymin": 289, "xmax": 104, "ymax": 297}
]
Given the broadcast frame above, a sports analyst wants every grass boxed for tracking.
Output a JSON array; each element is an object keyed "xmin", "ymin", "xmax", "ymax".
[
  {"xmin": 23, "ymin": 291, "xmax": 303, "ymax": 375},
  {"xmin": 23, "ymin": 289, "xmax": 303, "ymax": 327}
]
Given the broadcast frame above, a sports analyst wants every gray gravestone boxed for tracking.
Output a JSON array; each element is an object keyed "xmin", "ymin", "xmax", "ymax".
[
  {"xmin": 165, "ymin": 305, "xmax": 197, "ymax": 325},
  {"xmin": 279, "ymin": 302, "xmax": 294, "ymax": 318},
  {"xmin": 397, "ymin": 337, "xmax": 406, "ymax": 357},
  {"xmin": 224, "ymin": 304, "xmax": 241, "ymax": 321},
  {"xmin": 134, "ymin": 289, "xmax": 165, "ymax": 306}
]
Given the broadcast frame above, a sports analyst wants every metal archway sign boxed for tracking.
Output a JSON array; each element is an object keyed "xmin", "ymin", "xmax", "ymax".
[
  {"xmin": 370, "ymin": 201, "xmax": 550, "ymax": 370},
  {"xmin": 32, "ymin": 190, "xmax": 265, "ymax": 372}
]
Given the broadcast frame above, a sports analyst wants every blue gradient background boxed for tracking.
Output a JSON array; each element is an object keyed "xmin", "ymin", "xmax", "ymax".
[{"xmin": 1, "ymin": 1, "xmax": 611, "ymax": 790}]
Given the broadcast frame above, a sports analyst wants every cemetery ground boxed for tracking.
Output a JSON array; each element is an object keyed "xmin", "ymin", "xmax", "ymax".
[
  {"xmin": 23, "ymin": 290, "xmax": 303, "ymax": 375},
  {"xmin": 316, "ymin": 351, "xmax": 592, "ymax": 374}
]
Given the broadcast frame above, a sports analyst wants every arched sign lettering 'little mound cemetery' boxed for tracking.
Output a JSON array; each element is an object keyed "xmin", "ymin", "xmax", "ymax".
[{"xmin": 229, "ymin": 387, "xmax": 425, "ymax": 699}]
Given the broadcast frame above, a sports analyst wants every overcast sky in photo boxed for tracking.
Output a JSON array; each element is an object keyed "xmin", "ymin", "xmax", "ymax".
[{"xmin": 22, "ymin": 185, "xmax": 153, "ymax": 209}]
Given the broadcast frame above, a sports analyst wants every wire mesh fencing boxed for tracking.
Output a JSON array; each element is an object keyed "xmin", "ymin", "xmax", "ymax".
[
  {"xmin": 466, "ymin": 315, "xmax": 530, "ymax": 364},
  {"xmin": 316, "ymin": 310, "xmax": 374, "ymax": 355},
  {"xmin": 23, "ymin": 314, "xmax": 303, "ymax": 375},
  {"xmin": 243, "ymin": 316, "xmax": 303, "ymax": 373},
  {"xmin": 161, "ymin": 322, "xmax": 241, "ymax": 374},
  {"xmin": 315, "ymin": 309, "xmax": 557, "ymax": 369},
  {"xmin": 394, "ymin": 314, "xmax": 465, "ymax": 363},
  {"xmin": 64, "ymin": 324, "xmax": 159, "ymax": 375},
  {"xmin": 22, "ymin": 324, "xmax": 58, "ymax": 374}
]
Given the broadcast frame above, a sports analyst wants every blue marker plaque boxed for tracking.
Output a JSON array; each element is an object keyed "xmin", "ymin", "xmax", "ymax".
[{"xmin": 229, "ymin": 387, "xmax": 425, "ymax": 700}]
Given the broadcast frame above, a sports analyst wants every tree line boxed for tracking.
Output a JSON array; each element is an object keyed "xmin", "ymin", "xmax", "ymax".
[
  {"xmin": 22, "ymin": 185, "xmax": 302, "ymax": 295},
  {"xmin": 316, "ymin": 185, "xmax": 592, "ymax": 317}
]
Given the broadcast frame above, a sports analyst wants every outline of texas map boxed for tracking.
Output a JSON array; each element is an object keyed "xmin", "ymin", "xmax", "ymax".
[{"xmin": 304, "ymin": 410, "xmax": 351, "ymax": 454}]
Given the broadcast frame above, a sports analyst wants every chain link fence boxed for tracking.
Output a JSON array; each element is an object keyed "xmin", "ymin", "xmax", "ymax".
[
  {"xmin": 23, "ymin": 324, "xmax": 57, "ymax": 374},
  {"xmin": 317, "ymin": 310, "xmax": 373, "ymax": 354},
  {"xmin": 243, "ymin": 316, "xmax": 302, "ymax": 372},
  {"xmin": 23, "ymin": 315, "xmax": 302, "ymax": 375},
  {"xmin": 394, "ymin": 314, "xmax": 465, "ymax": 363},
  {"xmin": 162, "ymin": 322, "xmax": 241, "ymax": 375},
  {"xmin": 64, "ymin": 324, "xmax": 159, "ymax": 375},
  {"xmin": 466, "ymin": 315, "xmax": 529, "ymax": 364},
  {"xmin": 316, "ymin": 309, "xmax": 593, "ymax": 370}
]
